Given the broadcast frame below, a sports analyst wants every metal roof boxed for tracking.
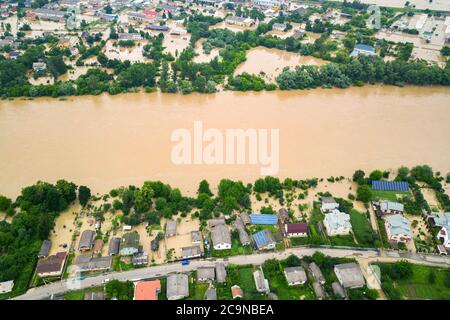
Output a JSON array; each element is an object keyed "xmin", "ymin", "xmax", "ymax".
[
  {"xmin": 249, "ymin": 214, "xmax": 278, "ymax": 225},
  {"xmin": 252, "ymin": 229, "xmax": 275, "ymax": 248},
  {"xmin": 372, "ymin": 180, "xmax": 409, "ymax": 192}
]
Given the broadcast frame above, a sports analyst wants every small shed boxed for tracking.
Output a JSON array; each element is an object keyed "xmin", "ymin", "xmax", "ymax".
[
  {"xmin": 108, "ymin": 237, "xmax": 120, "ymax": 256},
  {"xmin": 38, "ymin": 240, "xmax": 52, "ymax": 259}
]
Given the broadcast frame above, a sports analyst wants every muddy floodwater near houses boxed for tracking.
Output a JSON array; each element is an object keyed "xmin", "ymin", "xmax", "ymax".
[{"xmin": 0, "ymin": 85, "xmax": 449, "ymax": 198}]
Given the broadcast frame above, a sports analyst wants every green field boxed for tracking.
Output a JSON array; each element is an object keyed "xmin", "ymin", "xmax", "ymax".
[
  {"xmin": 371, "ymin": 190, "xmax": 410, "ymax": 202},
  {"xmin": 349, "ymin": 210, "xmax": 377, "ymax": 247},
  {"xmin": 264, "ymin": 271, "xmax": 315, "ymax": 300},
  {"xmin": 378, "ymin": 263, "xmax": 450, "ymax": 300},
  {"xmin": 224, "ymin": 265, "xmax": 266, "ymax": 300}
]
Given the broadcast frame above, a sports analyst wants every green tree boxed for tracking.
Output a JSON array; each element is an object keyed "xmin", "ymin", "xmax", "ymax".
[
  {"xmin": 356, "ymin": 185, "xmax": 372, "ymax": 203},
  {"xmin": 78, "ymin": 185, "xmax": 91, "ymax": 207}
]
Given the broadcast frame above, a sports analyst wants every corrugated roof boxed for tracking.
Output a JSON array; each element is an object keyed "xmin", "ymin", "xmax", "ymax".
[
  {"xmin": 372, "ymin": 180, "xmax": 409, "ymax": 192},
  {"xmin": 252, "ymin": 229, "xmax": 275, "ymax": 248},
  {"xmin": 250, "ymin": 214, "xmax": 278, "ymax": 225}
]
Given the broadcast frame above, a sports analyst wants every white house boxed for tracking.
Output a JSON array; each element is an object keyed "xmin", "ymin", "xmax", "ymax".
[
  {"xmin": 385, "ymin": 214, "xmax": 413, "ymax": 243},
  {"xmin": 211, "ymin": 224, "xmax": 232, "ymax": 250},
  {"xmin": 321, "ymin": 196, "xmax": 339, "ymax": 213},
  {"xmin": 350, "ymin": 44, "xmax": 376, "ymax": 58},
  {"xmin": 323, "ymin": 209, "xmax": 352, "ymax": 236},
  {"xmin": 0, "ymin": 280, "xmax": 14, "ymax": 294},
  {"xmin": 379, "ymin": 200, "xmax": 404, "ymax": 215},
  {"xmin": 437, "ymin": 226, "xmax": 450, "ymax": 249}
]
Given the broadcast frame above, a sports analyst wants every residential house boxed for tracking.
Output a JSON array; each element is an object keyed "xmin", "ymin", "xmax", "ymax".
[
  {"xmin": 181, "ymin": 246, "xmax": 202, "ymax": 259},
  {"xmin": 332, "ymin": 281, "xmax": 346, "ymax": 299},
  {"xmin": 278, "ymin": 208, "xmax": 290, "ymax": 224},
  {"xmin": 379, "ymin": 200, "xmax": 404, "ymax": 215},
  {"xmin": 231, "ymin": 285, "xmax": 243, "ymax": 299},
  {"xmin": 211, "ymin": 224, "xmax": 232, "ymax": 250},
  {"xmin": 309, "ymin": 262, "xmax": 325, "ymax": 284},
  {"xmin": 167, "ymin": 274, "xmax": 189, "ymax": 300},
  {"xmin": 32, "ymin": 8, "xmax": 66, "ymax": 21},
  {"xmin": 312, "ymin": 282, "xmax": 325, "ymax": 300},
  {"xmin": 38, "ymin": 240, "xmax": 52, "ymax": 259},
  {"xmin": 240, "ymin": 212, "xmax": 250, "ymax": 224},
  {"xmin": 8, "ymin": 51, "xmax": 20, "ymax": 59},
  {"xmin": 334, "ymin": 263, "xmax": 365, "ymax": 289},
  {"xmin": 120, "ymin": 231, "xmax": 140, "ymax": 256},
  {"xmin": 207, "ymin": 217, "xmax": 226, "ymax": 228},
  {"xmin": 253, "ymin": 268, "xmax": 269, "ymax": 293},
  {"xmin": 428, "ymin": 212, "xmax": 450, "ymax": 228},
  {"xmin": 74, "ymin": 256, "xmax": 112, "ymax": 273},
  {"xmin": 99, "ymin": 13, "xmax": 118, "ymax": 22},
  {"xmin": 437, "ymin": 226, "xmax": 450, "ymax": 249},
  {"xmin": 132, "ymin": 253, "xmax": 148, "ymax": 266},
  {"xmin": 321, "ymin": 196, "xmax": 339, "ymax": 212},
  {"xmin": 385, "ymin": 214, "xmax": 413, "ymax": 243},
  {"xmin": 225, "ymin": 16, "xmax": 255, "ymax": 27},
  {"xmin": 350, "ymin": 44, "xmax": 376, "ymax": 58},
  {"xmin": 272, "ymin": 23, "xmax": 286, "ymax": 31},
  {"xmin": 252, "ymin": 0, "xmax": 281, "ymax": 7},
  {"xmin": 324, "ymin": 209, "xmax": 352, "ymax": 236},
  {"xmin": 170, "ymin": 28, "xmax": 187, "ymax": 36},
  {"xmin": 284, "ymin": 266, "xmax": 307, "ymax": 286},
  {"xmin": 0, "ymin": 280, "xmax": 14, "ymax": 294},
  {"xmin": 108, "ymin": 237, "xmax": 121, "ymax": 256},
  {"xmin": 234, "ymin": 217, "xmax": 251, "ymax": 245},
  {"xmin": 249, "ymin": 214, "xmax": 278, "ymax": 225},
  {"xmin": 78, "ymin": 230, "xmax": 95, "ymax": 251},
  {"xmin": 134, "ymin": 280, "xmax": 161, "ymax": 300},
  {"xmin": 197, "ymin": 267, "xmax": 216, "ymax": 282},
  {"xmin": 151, "ymin": 239, "xmax": 159, "ymax": 252},
  {"xmin": 33, "ymin": 62, "xmax": 47, "ymax": 72},
  {"xmin": 36, "ymin": 252, "xmax": 67, "ymax": 277},
  {"xmin": 293, "ymin": 29, "xmax": 305, "ymax": 39},
  {"xmin": 191, "ymin": 230, "xmax": 202, "ymax": 243},
  {"xmin": 93, "ymin": 239, "xmax": 103, "ymax": 254},
  {"xmin": 166, "ymin": 220, "xmax": 177, "ymax": 237},
  {"xmin": 215, "ymin": 263, "xmax": 227, "ymax": 283},
  {"xmin": 285, "ymin": 223, "xmax": 308, "ymax": 237},
  {"xmin": 204, "ymin": 288, "xmax": 217, "ymax": 300},
  {"xmin": 147, "ymin": 25, "xmax": 170, "ymax": 32},
  {"xmin": 253, "ymin": 229, "xmax": 276, "ymax": 250},
  {"xmin": 118, "ymin": 33, "xmax": 143, "ymax": 41}
]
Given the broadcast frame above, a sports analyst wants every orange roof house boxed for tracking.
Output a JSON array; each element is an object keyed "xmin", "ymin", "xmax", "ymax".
[{"xmin": 134, "ymin": 280, "xmax": 161, "ymax": 300}]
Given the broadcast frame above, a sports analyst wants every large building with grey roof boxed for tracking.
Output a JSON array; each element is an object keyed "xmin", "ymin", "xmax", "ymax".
[
  {"xmin": 324, "ymin": 209, "xmax": 352, "ymax": 236},
  {"xmin": 167, "ymin": 274, "xmax": 189, "ymax": 300},
  {"xmin": 334, "ymin": 263, "xmax": 365, "ymax": 289},
  {"xmin": 211, "ymin": 224, "xmax": 231, "ymax": 250},
  {"xmin": 385, "ymin": 214, "xmax": 413, "ymax": 243}
]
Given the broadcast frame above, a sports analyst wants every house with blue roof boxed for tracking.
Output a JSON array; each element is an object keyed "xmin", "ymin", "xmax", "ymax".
[
  {"xmin": 249, "ymin": 214, "xmax": 278, "ymax": 225},
  {"xmin": 350, "ymin": 44, "xmax": 376, "ymax": 58},
  {"xmin": 252, "ymin": 229, "xmax": 276, "ymax": 250},
  {"xmin": 385, "ymin": 214, "xmax": 413, "ymax": 243}
]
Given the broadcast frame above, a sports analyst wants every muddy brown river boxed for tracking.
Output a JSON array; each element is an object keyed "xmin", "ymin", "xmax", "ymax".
[{"xmin": 0, "ymin": 86, "xmax": 449, "ymax": 198}]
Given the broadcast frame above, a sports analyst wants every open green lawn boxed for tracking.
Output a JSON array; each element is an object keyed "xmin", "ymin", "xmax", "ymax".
[
  {"xmin": 377, "ymin": 218, "xmax": 391, "ymax": 248},
  {"xmin": 112, "ymin": 256, "xmax": 134, "ymax": 272},
  {"xmin": 371, "ymin": 190, "xmax": 409, "ymax": 202},
  {"xmin": 349, "ymin": 210, "xmax": 377, "ymax": 247},
  {"xmin": 158, "ymin": 277, "xmax": 167, "ymax": 300},
  {"xmin": 265, "ymin": 273, "xmax": 315, "ymax": 300},
  {"xmin": 64, "ymin": 286, "xmax": 104, "ymax": 300},
  {"xmin": 188, "ymin": 276, "xmax": 209, "ymax": 300},
  {"xmin": 225, "ymin": 265, "xmax": 266, "ymax": 300},
  {"xmin": 327, "ymin": 234, "xmax": 357, "ymax": 247},
  {"xmin": 392, "ymin": 265, "xmax": 450, "ymax": 299}
]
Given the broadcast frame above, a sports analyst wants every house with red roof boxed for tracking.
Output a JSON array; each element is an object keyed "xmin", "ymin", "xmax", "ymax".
[
  {"xmin": 134, "ymin": 280, "xmax": 161, "ymax": 300},
  {"xmin": 284, "ymin": 223, "xmax": 308, "ymax": 237}
]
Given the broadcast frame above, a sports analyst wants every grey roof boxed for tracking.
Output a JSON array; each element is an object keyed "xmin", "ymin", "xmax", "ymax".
[
  {"xmin": 272, "ymin": 23, "xmax": 286, "ymax": 30},
  {"xmin": 321, "ymin": 196, "xmax": 337, "ymax": 204},
  {"xmin": 234, "ymin": 218, "xmax": 251, "ymax": 245},
  {"xmin": 429, "ymin": 212, "xmax": 450, "ymax": 227},
  {"xmin": 332, "ymin": 281, "xmax": 346, "ymax": 298},
  {"xmin": 324, "ymin": 210, "xmax": 352, "ymax": 231},
  {"xmin": 309, "ymin": 262, "xmax": 325, "ymax": 284},
  {"xmin": 284, "ymin": 266, "xmax": 307, "ymax": 284},
  {"xmin": 380, "ymin": 200, "xmax": 404, "ymax": 212},
  {"xmin": 166, "ymin": 220, "xmax": 177, "ymax": 235},
  {"xmin": 278, "ymin": 208, "xmax": 289, "ymax": 222},
  {"xmin": 132, "ymin": 253, "xmax": 148, "ymax": 266},
  {"xmin": 215, "ymin": 263, "xmax": 227, "ymax": 283},
  {"xmin": 204, "ymin": 288, "xmax": 217, "ymax": 300},
  {"xmin": 181, "ymin": 245, "xmax": 202, "ymax": 258},
  {"xmin": 191, "ymin": 230, "xmax": 202, "ymax": 243},
  {"xmin": 167, "ymin": 274, "xmax": 189, "ymax": 300},
  {"xmin": 108, "ymin": 237, "xmax": 120, "ymax": 255},
  {"xmin": 334, "ymin": 263, "xmax": 365, "ymax": 288},
  {"xmin": 151, "ymin": 239, "xmax": 159, "ymax": 251},
  {"xmin": 121, "ymin": 231, "xmax": 140, "ymax": 249},
  {"xmin": 38, "ymin": 240, "xmax": 52, "ymax": 258},
  {"xmin": 74, "ymin": 256, "xmax": 112, "ymax": 272},
  {"xmin": 211, "ymin": 224, "xmax": 231, "ymax": 247},
  {"xmin": 78, "ymin": 230, "xmax": 95, "ymax": 250},
  {"xmin": 312, "ymin": 282, "xmax": 325, "ymax": 299},
  {"xmin": 386, "ymin": 214, "xmax": 413, "ymax": 237},
  {"xmin": 253, "ymin": 268, "xmax": 269, "ymax": 292},
  {"xmin": 197, "ymin": 267, "xmax": 216, "ymax": 281},
  {"xmin": 240, "ymin": 212, "xmax": 250, "ymax": 224},
  {"xmin": 208, "ymin": 218, "xmax": 226, "ymax": 228}
]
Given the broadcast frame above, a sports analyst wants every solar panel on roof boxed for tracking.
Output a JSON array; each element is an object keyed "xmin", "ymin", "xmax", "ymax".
[
  {"xmin": 249, "ymin": 214, "xmax": 278, "ymax": 225},
  {"xmin": 371, "ymin": 180, "xmax": 409, "ymax": 192}
]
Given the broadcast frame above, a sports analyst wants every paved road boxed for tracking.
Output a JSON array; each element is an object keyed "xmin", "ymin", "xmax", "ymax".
[{"xmin": 12, "ymin": 247, "xmax": 449, "ymax": 300}]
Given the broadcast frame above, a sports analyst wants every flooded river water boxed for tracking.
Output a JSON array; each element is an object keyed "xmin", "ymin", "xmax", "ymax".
[{"xmin": 0, "ymin": 86, "xmax": 449, "ymax": 198}]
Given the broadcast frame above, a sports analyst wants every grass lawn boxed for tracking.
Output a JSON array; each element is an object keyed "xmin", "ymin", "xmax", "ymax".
[
  {"xmin": 377, "ymin": 218, "xmax": 391, "ymax": 248},
  {"xmin": 188, "ymin": 275, "xmax": 210, "ymax": 300},
  {"xmin": 371, "ymin": 190, "xmax": 409, "ymax": 202},
  {"xmin": 158, "ymin": 277, "xmax": 167, "ymax": 300},
  {"xmin": 349, "ymin": 209, "xmax": 377, "ymax": 247},
  {"xmin": 211, "ymin": 238, "xmax": 253, "ymax": 258},
  {"xmin": 378, "ymin": 263, "xmax": 450, "ymax": 299},
  {"xmin": 112, "ymin": 256, "xmax": 134, "ymax": 272},
  {"xmin": 327, "ymin": 234, "xmax": 357, "ymax": 247},
  {"xmin": 265, "ymin": 273, "xmax": 315, "ymax": 300},
  {"xmin": 290, "ymin": 236, "xmax": 310, "ymax": 246},
  {"xmin": 64, "ymin": 286, "xmax": 104, "ymax": 300},
  {"xmin": 226, "ymin": 265, "xmax": 265, "ymax": 300}
]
